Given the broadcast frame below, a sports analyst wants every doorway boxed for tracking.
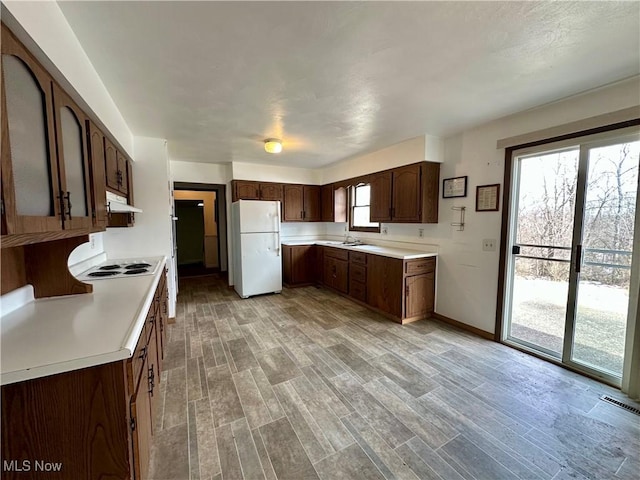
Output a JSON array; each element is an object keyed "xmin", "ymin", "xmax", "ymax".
[
  {"xmin": 173, "ymin": 183, "xmax": 228, "ymax": 280},
  {"xmin": 503, "ymin": 129, "xmax": 640, "ymax": 385}
]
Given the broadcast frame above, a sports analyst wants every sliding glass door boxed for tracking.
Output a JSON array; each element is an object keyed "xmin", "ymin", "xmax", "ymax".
[{"xmin": 504, "ymin": 130, "xmax": 639, "ymax": 384}]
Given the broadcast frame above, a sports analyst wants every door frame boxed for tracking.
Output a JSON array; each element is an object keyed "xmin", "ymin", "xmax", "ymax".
[{"xmin": 496, "ymin": 119, "xmax": 640, "ymax": 387}]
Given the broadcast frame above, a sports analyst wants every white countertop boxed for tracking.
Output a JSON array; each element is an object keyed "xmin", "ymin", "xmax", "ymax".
[
  {"xmin": 281, "ymin": 240, "xmax": 438, "ymax": 260},
  {"xmin": 0, "ymin": 257, "xmax": 166, "ymax": 385}
]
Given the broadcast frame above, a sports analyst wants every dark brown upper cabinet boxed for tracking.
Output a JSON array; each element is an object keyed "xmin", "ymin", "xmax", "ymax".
[
  {"xmin": 86, "ymin": 121, "xmax": 108, "ymax": 230},
  {"xmin": 370, "ymin": 162, "xmax": 440, "ymax": 224},
  {"xmin": 104, "ymin": 136, "xmax": 119, "ymax": 192},
  {"xmin": 259, "ymin": 183, "xmax": 283, "ymax": 202},
  {"xmin": 303, "ymin": 185, "xmax": 321, "ymax": 221},
  {"xmin": 233, "ymin": 180, "xmax": 259, "ymax": 201},
  {"xmin": 1, "ymin": 25, "xmax": 63, "ymax": 235},
  {"xmin": 321, "ymin": 184, "xmax": 347, "ymax": 222},
  {"xmin": 104, "ymin": 137, "xmax": 129, "ymax": 197},
  {"xmin": 392, "ymin": 163, "xmax": 422, "ymax": 223},
  {"xmin": 283, "ymin": 184, "xmax": 321, "ymax": 222},
  {"xmin": 283, "ymin": 184, "xmax": 304, "ymax": 221},
  {"xmin": 116, "ymin": 150, "xmax": 128, "ymax": 196},
  {"xmin": 370, "ymin": 171, "xmax": 393, "ymax": 222},
  {"xmin": 52, "ymin": 83, "xmax": 93, "ymax": 230},
  {"xmin": 232, "ymin": 180, "xmax": 284, "ymax": 202}
]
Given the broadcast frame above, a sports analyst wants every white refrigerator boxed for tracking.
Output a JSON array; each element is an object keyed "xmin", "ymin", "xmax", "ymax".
[{"xmin": 231, "ymin": 200, "xmax": 282, "ymax": 298}]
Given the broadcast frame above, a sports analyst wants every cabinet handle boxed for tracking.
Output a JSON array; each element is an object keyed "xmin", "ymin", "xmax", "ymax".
[
  {"xmin": 149, "ymin": 314, "xmax": 155, "ymax": 326},
  {"xmin": 389, "ymin": 207, "xmax": 392, "ymax": 218},
  {"xmin": 300, "ymin": 211, "xmax": 303, "ymax": 219},
  {"xmin": 405, "ymin": 285, "xmax": 409, "ymax": 297},
  {"xmin": 391, "ymin": 208, "xmax": 395, "ymax": 218},
  {"xmin": 148, "ymin": 364, "xmax": 155, "ymax": 395},
  {"xmin": 64, "ymin": 192, "xmax": 72, "ymax": 219}
]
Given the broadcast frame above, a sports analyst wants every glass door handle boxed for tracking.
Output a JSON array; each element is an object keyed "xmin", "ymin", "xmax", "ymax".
[
  {"xmin": 512, "ymin": 245, "xmax": 521, "ymax": 255},
  {"xmin": 575, "ymin": 245, "xmax": 582, "ymax": 273}
]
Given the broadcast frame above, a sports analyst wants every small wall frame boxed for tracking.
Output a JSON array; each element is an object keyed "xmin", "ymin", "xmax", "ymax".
[
  {"xmin": 442, "ymin": 176, "xmax": 467, "ymax": 198},
  {"xmin": 476, "ymin": 184, "xmax": 500, "ymax": 211}
]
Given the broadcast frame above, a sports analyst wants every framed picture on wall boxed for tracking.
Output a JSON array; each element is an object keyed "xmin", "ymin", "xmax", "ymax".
[
  {"xmin": 442, "ymin": 176, "xmax": 468, "ymax": 198},
  {"xmin": 476, "ymin": 184, "xmax": 500, "ymax": 211}
]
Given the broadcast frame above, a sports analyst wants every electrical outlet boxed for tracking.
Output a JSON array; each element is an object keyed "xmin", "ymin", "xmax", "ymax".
[
  {"xmin": 381, "ymin": 226, "xmax": 388, "ymax": 235},
  {"xmin": 90, "ymin": 235, "xmax": 95, "ymax": 249},
  {"xmin": 482, "ymin": 239, "xmax": 496, "ymax": 251},
  {"xmin": 344, "ymin": 225, "xmax": 348, "ymax": 232},
  {"xmin": 418, "ymin": 228, "xmax": 424, "ymax": 238}
]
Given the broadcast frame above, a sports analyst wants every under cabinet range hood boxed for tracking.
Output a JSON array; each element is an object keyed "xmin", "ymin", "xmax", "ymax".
[{"xmin": 107, "ymin": 191, "xmax": 142, "ymax": 213}]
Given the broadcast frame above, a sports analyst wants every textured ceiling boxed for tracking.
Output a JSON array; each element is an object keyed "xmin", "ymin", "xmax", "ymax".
[{"xmin": 58, "ymin": 1, "xmax": 640, "ymax": 167}]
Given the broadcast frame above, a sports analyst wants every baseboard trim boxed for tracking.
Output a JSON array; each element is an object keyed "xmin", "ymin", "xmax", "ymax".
[{"xmin": 432, "ymin": 312, "xmax": 494, "ymax": 340}]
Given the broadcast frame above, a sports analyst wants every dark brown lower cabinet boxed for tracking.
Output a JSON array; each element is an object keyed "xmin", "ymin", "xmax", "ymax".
[
  {"xmin": 0, "ymin": 273, "xmax": 166, "ymax": 480},
  {"xmin": 282, "ymin": 245, "xmax": 317, "ymax": 286},
  {"xmin": 367, "ymin": 255, "xmax": 404, "ymax": 318},
  {"xmin": 366, "ymin": 255, "xmax": 436, "ymax": 323},
  {"xmin": 322, "ymin": 247, "xmax": 349, "ymax": 294}
]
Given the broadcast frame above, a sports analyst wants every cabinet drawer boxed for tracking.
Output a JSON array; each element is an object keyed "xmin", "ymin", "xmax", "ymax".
[
  {"xmin": 405, "ymin": 257, "xmax": 435, "ymax": 276},
  {"xmin": 349, "ymin": 280, "xmax": 366, "ymax": 302},
  {"xmin": 349, "ymin": 251, "xmax": 367, "ymax": 265},
  {"xmin": 324, "ymin": 247, "xmax": 349, "ymax": 261},
  {"xmin": 350, "ymin": 264, "xmax": 367, "ymax": 284}
]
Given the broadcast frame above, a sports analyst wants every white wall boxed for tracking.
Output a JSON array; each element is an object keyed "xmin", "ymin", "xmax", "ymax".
[
  {"xmin": 2, "ymin": 1, "xmax": 133, "ymax": 155},
  {"xmin": 104, "ymin": 137, "xmax": 176, "ymax": 317},
  {"xmin": 232, "ymin": 162, "xmax": 321, "ymax": 184},
  {"xmin": 321, "ymin": 135, "xmax": 443, "ymax": 184},
  {"xmin": 170, "ymin": 160, "xmax": 231, "ymax": 185}
]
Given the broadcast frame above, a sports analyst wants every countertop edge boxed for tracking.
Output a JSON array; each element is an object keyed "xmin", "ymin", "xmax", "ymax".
[
  {"xmin": 120, "ymin": 257, "xmax": 167, "ymax": 355},
  {"xmin": 281, "ymin": 240, "xmax": 438, "ymax": 259}
]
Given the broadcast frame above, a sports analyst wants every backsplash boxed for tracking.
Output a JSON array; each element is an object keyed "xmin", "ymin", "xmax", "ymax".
[{"xmin": 280, "ymin": 222, "xmax": 325, "ymax": 241}]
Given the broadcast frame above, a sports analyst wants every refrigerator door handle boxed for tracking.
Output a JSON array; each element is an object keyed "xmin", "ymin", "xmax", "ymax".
[{"xmin": 275, "ymin": 203, "xmax": 281, "ymax": 256}]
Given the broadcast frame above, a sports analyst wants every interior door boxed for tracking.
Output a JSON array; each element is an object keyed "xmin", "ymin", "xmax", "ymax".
[{"xmin": 504, "ymin": 130, "xmax": 640, "ymax": 384}]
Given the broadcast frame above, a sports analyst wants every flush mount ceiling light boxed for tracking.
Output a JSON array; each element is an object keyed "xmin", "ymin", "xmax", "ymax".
[{"xmin": 264, "ymin": 138, "xmax": 283, "ymax": 154}]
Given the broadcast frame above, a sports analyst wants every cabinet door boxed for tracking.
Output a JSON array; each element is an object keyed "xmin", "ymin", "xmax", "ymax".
[
  {"xmin": 126, "ymin": 159, "xmax": 134, "ymax": 205},
  {"xmin": 334, "ymin": 259, "xmax": 349, "ymax": 293},
  {"xmin": 104, "ymin": 137, "xmax": 119, "ymax": 192},
  {"xmin": 259, "ymin": 183, "xmax": 283, "ymax": 202},
  {"xmin": 334, "ymin": 186, "xmax": 347, "ymax": 223},
  {"xmin": 303, "ymin": 185, "xmax": 321, "ymax": 221},
  {"xmin": 235, "ymin": 180, "xmax": 260, "ymax": 200},
  {"xmin": 294, "ymin": 245, "xmax": 317, "ymax": 284},
  {"xmin": 369, "ymin": 172, "xmax": 392, "ymax": 222},
  {"xmin": 52, "ymin": 84, "xmax": 93, "ymax": 230},
  {"xmin": 392, "ymin": 164, "xmax": 422, "ymax": 222},
  {"xmin": 321, "ymin": 184, "xmax": 334, "ymax": 222},
  {"xmin": 146, "ymin": 326, "xmax": 159, "ymax": 433},
  {"xmin": 282, "ymin": 245, "xmax": 293, "ymax": 284},
  {"xmin": 323, "ymin": 256, "xmax": 334, "ymax": 289},
  {"xmin": 1, "ymin": 26, "xmax": 62, "ymax": 234},
  {"xmin": 405, "ymin": 272, "xmax": 435, "ymax": 319},
  {"xmin": 117, "ymin": 151, "xmax": 128, "ymax": 196},
  {"xmin": 283, "ymin": 185, "xmax": 304, "ymax": 221},
  {"xmin": 367, "ymin": 255, "xmax": 403, "ymax": 317},
  {"xmin": 130, "ymin": 360, "xmax": 152, "ymax": 480},
  {"xmin": 87, "ymin": 121, "xmax": 108, "ymax": 230}
]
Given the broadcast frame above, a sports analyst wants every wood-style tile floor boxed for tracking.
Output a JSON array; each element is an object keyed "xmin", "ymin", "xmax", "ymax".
[{"xmin": 149, "ymin": 275, "xmax": 640, "ymax": 480}]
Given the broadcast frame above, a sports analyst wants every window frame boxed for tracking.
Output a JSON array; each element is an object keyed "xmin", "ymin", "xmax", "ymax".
[{"xmin": 349, "ymin": 182, "xmax": 381, "ymax": 233}]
